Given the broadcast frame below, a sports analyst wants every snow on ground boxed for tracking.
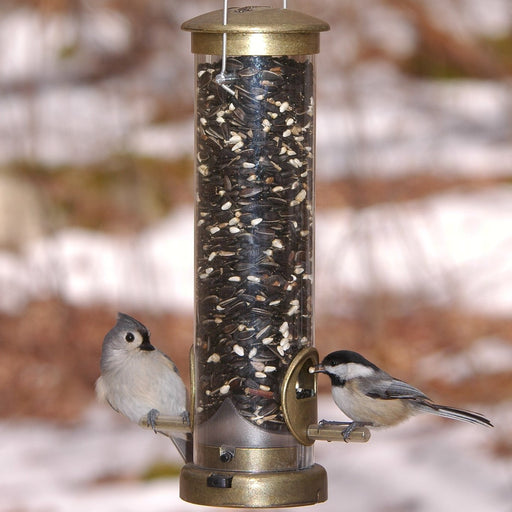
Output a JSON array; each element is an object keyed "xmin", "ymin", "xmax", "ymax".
[
  {"xmin": 2, "ymin": 188, "xmax": 512, "ymax": 315},
  {"xmin": 1, "ymin": 397, "xmax": 508, "ymax": 512},
  {"xmin": 317, "ymin": 67, "xmax": 512, "ymax": 179},
  {"xmin": 316, "ymin": 186, "xmax": 512, "ymax": 315}
]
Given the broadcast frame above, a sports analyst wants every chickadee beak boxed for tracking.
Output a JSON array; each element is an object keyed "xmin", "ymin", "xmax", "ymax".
[{"xmin": 309, "ymin": 364, "xmax": 326, "ymax": 374}]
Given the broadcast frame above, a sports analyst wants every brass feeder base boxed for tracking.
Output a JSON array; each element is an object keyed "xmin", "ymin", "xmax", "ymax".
[{"xmin": 180, "ymin": 463, "xmax": 328, "ymax": 508}]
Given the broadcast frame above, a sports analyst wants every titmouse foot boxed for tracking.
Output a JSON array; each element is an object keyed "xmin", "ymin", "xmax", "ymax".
[
  {"xmin": 318, "ymin": 419, "xmax": 347, "ymax": 426},
  {"xmin": 147, "ymin": 409, "xmax": 160, "ymax": 433},
  {"xmin": 181, "ymin": 410, "xmax": 190, "ymax": 425}
]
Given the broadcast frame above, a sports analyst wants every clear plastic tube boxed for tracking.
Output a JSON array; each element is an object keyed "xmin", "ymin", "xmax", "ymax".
[{"xmin": 194, "ymin": 53, "xmax": 315, "ymax": 469}]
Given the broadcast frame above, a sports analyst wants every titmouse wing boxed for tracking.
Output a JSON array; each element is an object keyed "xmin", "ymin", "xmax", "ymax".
[{"xmin": 95, "ymin": 376, "xmax": 121, "ymax": 413}]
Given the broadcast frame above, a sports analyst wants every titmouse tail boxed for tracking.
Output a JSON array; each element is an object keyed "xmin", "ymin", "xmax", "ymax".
[{"xmin": 417, "ymin": 401, "xmax": 493, "ymax": 427}]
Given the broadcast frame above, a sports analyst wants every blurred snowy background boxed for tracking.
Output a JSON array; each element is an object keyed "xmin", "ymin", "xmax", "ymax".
[{"xmin": 0, "ymin": 0, "xmax": 511, "ymax": 510}]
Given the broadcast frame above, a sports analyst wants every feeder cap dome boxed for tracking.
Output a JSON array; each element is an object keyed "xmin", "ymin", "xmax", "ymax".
[{"xmin": 181, "ymin": 7, "xmax": 330, "ymax": 55}]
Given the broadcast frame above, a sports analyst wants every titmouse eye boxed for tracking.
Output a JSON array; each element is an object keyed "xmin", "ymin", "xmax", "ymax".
[{"xmin": 125, "ymin": 332, "xmax": 135, "ymax": 342}]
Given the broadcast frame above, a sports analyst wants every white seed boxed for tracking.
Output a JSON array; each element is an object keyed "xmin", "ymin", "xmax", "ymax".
[
  {"xmin": 205, "ymin": 267, "xmax": 214, "ymax": 274},
  {"xmin": 272, "ymin": 239, "xmax": 284, "ymax": 249},
  {"xmin": 207, "ymin": 353, "xmax": 221, "ymax": 363},
  {"xmin": 277, "ymin": 346, "xmax": 285, "ymax": 356},
  {"xmin": 286, "ymin": 117, "xmax": 294, "ymax": 126},
  {"xmin": 262, "ymin": 337, "xmax": 274, "ymax": 345},
  {"xmin": 294, "ymin": 265, "xmax": 304, "ymax": 274},
  {"xmin": 259, "ymin": 385, "xmax": 271, "ymax": 391},
  {"xmin": 294, "ymin": 189, "xmax": 307, "ymax": 203},
  {"xmin": 229, "ymin": 276, "xmax": 241, "ymax": 282},
  {"xmin": 255, "ymin": 371, "xmax": 266, "ymax": 379},
  {"xmin": 200, "ymin": 117, "xmax": 207, "ymax": 126},
  {"xmin": 279, "ymin": 101, "xmax": 289, "ymax": 112},
  {"xmin": 252, "ymin": 361, "xmax": 265, "ymax": 371},
  {"xmin": 279, "ymin": 321, "xmax": 289, "ymax": 336},
  {"xmin": 232, "ymin": 141, "xmax": 244, "ymax": 151},
  {"xmin": 248, "ymin": 347, "xmax": 257, "ymax": 359},
  {"xmin": 221, "ymin": 201, "xmax": 232, "ymax": 210},
  {"xmin": 269, "ymin": 299, "xmax": 281, "ymax": 306},
  {"xmin": 208, "ymin": 251, "xmax": 217, "ymax": 261},
  {"xmin": 287, "ymin": 304, "xmax": 299, "ymax": 316},
  {"xmin": 198, "ymin": 164, "xmax": 209, "ymax": 176},
  {"xmin": 272, "ymin": 186, "xmax": 284, "ymax": 193},
  {"xmin": 255, "ymin": 94, "xmax": 264, "ymax": 100},
  {"xmin": 247, "ymin": 275, "xmax": 260, "ymax": 282},
  {"xmin": 243, "ymin": 162, "xmax": 255, "ymax": 168},
  {"xmin": 229, "ymin": 226, "xmax": 241, "ymax": 234},
  {"xmin": 229, "ymin": 216, "xmax": 239, "ymax": 225},
  {"xmin": 228, "ymin": 134, "xmax": 242, "ymax": 144},
  {"xmin": 283, "ymin": 129, "xmax": 292, "ymax": 137},
  {"xmin": 264, "ymin": 366, "xmax": 277, "ymax": 373},
  {"xmin": 220, "ymin": 384, "xmax": 230, "ymax": 394},
  {"xmin": 289, "ymin": 158, "xmax": 303, "ymax": 168},
  {"xmin": 251, "ymin": 217, "xmax": 263, "ymax": 226},
  {"xmin": 219, "ymin": 250, "xmax": 236, "ymax": 256},
  {"xmin": 233, "ymin": 344, "xmax": 244, "ymax": 356}
]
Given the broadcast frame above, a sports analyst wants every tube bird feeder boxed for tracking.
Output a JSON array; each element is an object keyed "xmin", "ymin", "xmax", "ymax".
[{"xmin": 181, "ymin": 5, "xmax": 330, "ymax": 507}]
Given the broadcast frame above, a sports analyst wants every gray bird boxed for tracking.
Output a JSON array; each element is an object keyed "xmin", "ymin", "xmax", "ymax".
[
  {"xmin": 312, "ymin": 350, "xmax": 493, "ymax": 441},
  {"xmin": 96, "ymin": 313, "xmax": 191, "ymax": 460}
]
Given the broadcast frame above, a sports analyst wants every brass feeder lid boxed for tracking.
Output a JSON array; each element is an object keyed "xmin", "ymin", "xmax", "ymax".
[{"xmin": 181, "ymin": 6, "xmax": 330, "ymax": 55}]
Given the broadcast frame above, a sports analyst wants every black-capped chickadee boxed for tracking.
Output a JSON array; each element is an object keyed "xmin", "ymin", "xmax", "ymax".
[
  {"xmin": 95, "ymin": 313, "xmax": 191, "ymax": 460},
  {"xmin": 311, "ymin": 350, "xmax": 493, "ymax": 441}
]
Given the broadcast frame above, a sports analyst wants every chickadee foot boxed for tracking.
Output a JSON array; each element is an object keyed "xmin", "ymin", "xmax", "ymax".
[
  {"xmin": 147, "ymin": 408, "xmax": 160, "ymax": 433},
  {"xmin": 342, "ymin": 421, "xmax": 370, "ymax": 442}
]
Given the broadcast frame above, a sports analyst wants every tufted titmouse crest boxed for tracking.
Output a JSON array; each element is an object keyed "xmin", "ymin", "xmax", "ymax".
[
  {"xmin": 311, "ymin": 350, "xmax": 493, "ymax": 441},
  {"xmin": 96, "ymin": 313, "xmax": 191, "ymax": 461}
]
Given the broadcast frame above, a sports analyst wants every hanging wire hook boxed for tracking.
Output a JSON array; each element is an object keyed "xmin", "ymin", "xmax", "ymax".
[
  {"xmin": 214, "ymin": 0, "xmax": 237, "ymax": 95},
  {"xmin": 215, "ymin": 0, "xmax": 288, "ymax": 94}
]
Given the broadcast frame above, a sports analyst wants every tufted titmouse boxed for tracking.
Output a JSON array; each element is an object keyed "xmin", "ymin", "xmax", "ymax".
[
  {"xmin": 96, "ymin": 313, "xmax": 191, "ymax": 460},
  {"xmin": 311, "ymin": 350, "xmax": 493, "ymax": 441}
]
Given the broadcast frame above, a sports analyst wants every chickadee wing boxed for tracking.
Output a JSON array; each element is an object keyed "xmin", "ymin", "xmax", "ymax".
[{"xmin": 362, "ymin": 377, "xmax": 430, "ymax": 401}]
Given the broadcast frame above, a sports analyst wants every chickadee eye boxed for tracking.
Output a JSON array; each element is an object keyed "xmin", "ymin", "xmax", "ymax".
[{"xmin": 125, "ymin": 332, "xmax": 135, "ymax": 342}]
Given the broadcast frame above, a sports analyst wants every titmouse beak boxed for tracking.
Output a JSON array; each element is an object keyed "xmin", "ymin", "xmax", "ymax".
[{"xmin": 309, "ymin": 364, "xmax": 326, "ymax": 374}]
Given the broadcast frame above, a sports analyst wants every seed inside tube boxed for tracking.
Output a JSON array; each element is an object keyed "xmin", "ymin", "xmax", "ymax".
[{"xmin": 195, "ymin": 55, "xmax": 314, "ymax": 430}]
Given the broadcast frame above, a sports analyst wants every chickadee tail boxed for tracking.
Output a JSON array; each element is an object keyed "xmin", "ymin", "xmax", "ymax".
[{"xmin": 418, "ymin": 402, "xmax": 493, "ymax": 428}]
